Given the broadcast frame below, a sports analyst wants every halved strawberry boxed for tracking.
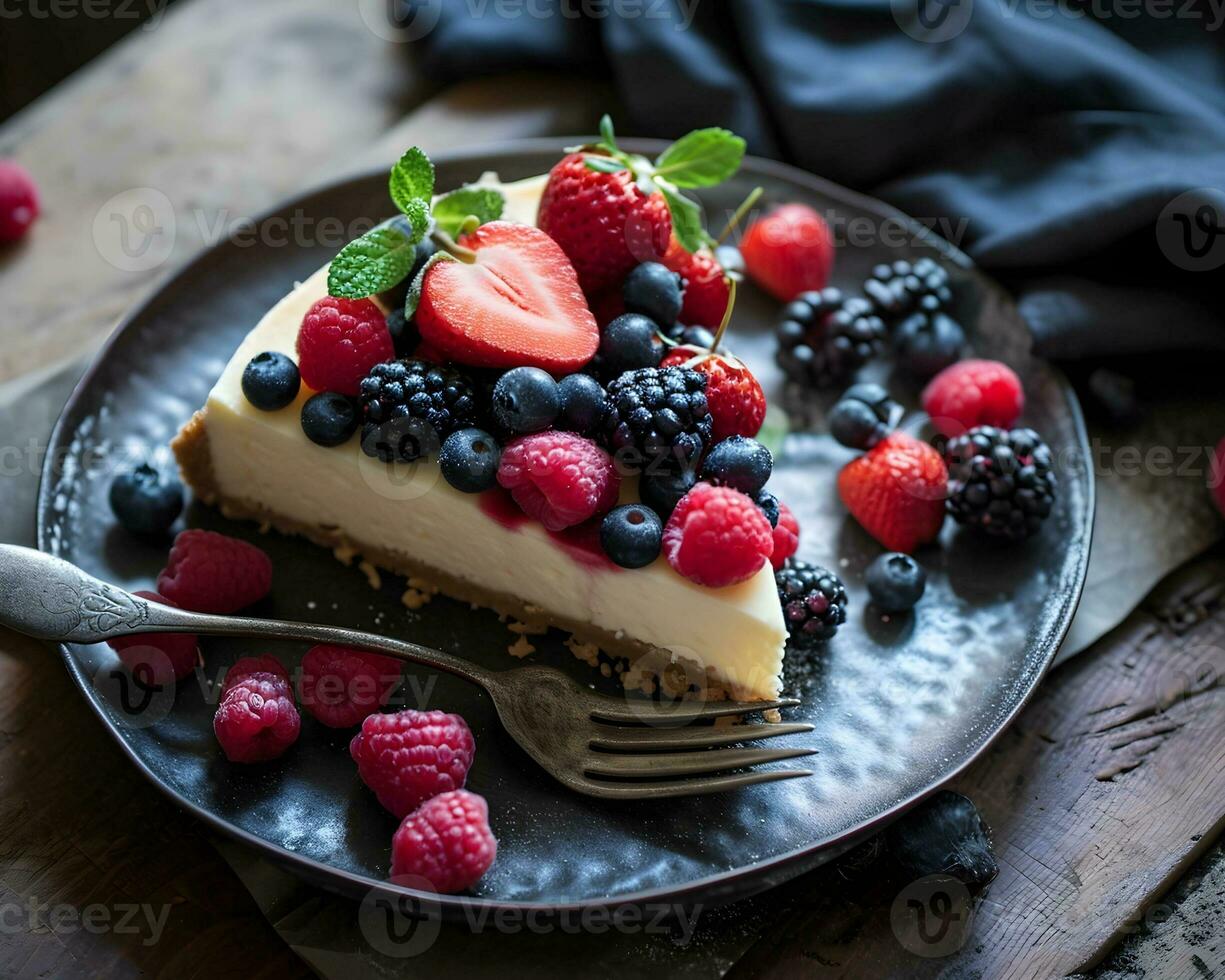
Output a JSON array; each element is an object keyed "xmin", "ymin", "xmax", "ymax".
[
  {"xmin": 416, "ymin": 222, "xmax": 599, "ymax": 373},
  {"xmin": 837, "ymin": 432, "xmax": 947, "ymax": 553},
  {"xmin": 662, "ymin": 237, "xmax": 730, "ymax": 328}
]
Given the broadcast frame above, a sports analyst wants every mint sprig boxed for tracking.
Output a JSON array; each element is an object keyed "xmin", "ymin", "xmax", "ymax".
[
  {"xmin": 389, "ymin": 148, "xmax": 435, "ymax": 215},
  {"xmin": 328, "ymin": 219, "xmax": 420, "ymax": 299},
  {"xmin": 432, "ymin": 187, "xmax": 504, "ymax": 239}
]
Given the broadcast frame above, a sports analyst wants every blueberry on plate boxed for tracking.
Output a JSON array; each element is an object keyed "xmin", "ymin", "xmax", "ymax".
[
  {"xmin": 301, "ymin": 392, "xmax": 359, "ymax": 447},
  {"xmin": 600, "ymin": 314, "xmax": 663, "ymax": 377},
  {"xmin": 439, "ymin": 428, "xmax": 501, "ymax": 493},
  {"xmin": 556, "ymin": 374, "xmax": 606, "ymax": 435},
  {"xmin": 865, "ymin": 552, "xmax": 927, "ymax": 612},
  {"xmin": 622, "ymin": 262, "xmax": 683, "ymax": 327},
  {"xmin": 241, "ymin": 351, "xmax": 300, "ymax": 411},
  {"xmin": 639, "ymin": 468, "xmax": 697, "ymax": 520},
  {"xmin": 109, "ymin": 462, "xmax": 183, "ymax": 536},
  {"xmin": 894, "ymin": 310, "xmax": 965, "ymax": 379},
  {"xmin": 700, "ymin": 435, "xmax": 773, "ymax": 497},
  {"xmin": 829, "ymin": 382, "xmax": 902, "ymax": 450},
  {"xmin": 492, "ymin": 367, "xmax": 560, "ymax": 435},
  {"xmin": 600, "ymin": 503, "xmax": 663, "ymax": 568}
]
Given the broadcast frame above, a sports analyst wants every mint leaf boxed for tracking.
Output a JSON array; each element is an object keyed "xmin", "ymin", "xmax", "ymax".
[
  {"xmin": 657, "ymin": 181, "xmax": 707, "ymax": 253},
  {"xmin": 654, "ymin": 128, "xmax": 746, "ymax": 188},
  {"xmin": 389, "ymin": 147, "xmax": 435, "ymax": 215},
  {"xmin": 404, "ymin": 251, "xmax": 456, "ymax": 321},
  {"xmin": 328, "ymin": 223, "xmax": 419, "ymax": 299},
  {"xmin": 432, "ymin": 187, "xmax": 504, "ymax": 239},
  {"xmin": 597, "ymin": 113, "xmax": 618, "ymax": 153}
]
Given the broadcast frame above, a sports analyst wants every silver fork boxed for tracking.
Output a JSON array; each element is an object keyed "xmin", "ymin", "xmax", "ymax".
[{"xmin": 0, "ymin": 545, "xmax": 814, "ymax": 798}]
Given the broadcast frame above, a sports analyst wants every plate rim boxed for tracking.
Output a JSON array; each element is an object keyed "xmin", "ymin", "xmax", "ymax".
[{"xmin": 36, "ymin": 137, "xmax": 1095, "ymax": 917}]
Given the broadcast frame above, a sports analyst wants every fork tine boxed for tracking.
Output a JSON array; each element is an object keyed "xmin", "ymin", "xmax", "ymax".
[
  {"xmin": 590, "ymin": 721, "xmax": 813, "ymax": 751},
  {"xmin": 588, "ymin": 696, "xmax": 801, "ymax": 724},
  {"xmin": 576, "ymin": 768, "xmax": 813, "ymax": 799},
  {"xmin": 585, "ymin": 745, "xmax": 816, "ymax": 778}
]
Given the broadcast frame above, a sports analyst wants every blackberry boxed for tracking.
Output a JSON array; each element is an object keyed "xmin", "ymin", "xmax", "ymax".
[
  {"xmin": 775, "ymin": 288, "xmax": 886, "ymax": 390},
  {"xmin": 602, "ymin": 366, "xmax": 713, "ymax": 474},
  {"xmin": 358, "ymin": 359, "xmax": 479, "ymax": 463},
  {"xmin": 862, "ymin": 257, "xmax": 952, "ymax": 323},
  {"xmin": 775, "ymin": 559, "xmax": 848, "ymax": 647},
  {"xmin": 944, "ymin": 426, "xmax": 1056, "ymax": 541}
]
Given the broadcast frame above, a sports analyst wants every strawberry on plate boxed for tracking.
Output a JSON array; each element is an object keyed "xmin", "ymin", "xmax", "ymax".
[
  {"xmin": 741, "ymin": 203, "xmax": 834, "ymax": 302},
  {"xmin": 662, "ymin": 237, "xmax": 730, "ymax": 328},
  {"xmin": 837, "ymin": 432, "xmax": 947, "ymax": 553},
  {"xmin": 416, "ymin": 222, "xmax": 599, "ymax": 374}
]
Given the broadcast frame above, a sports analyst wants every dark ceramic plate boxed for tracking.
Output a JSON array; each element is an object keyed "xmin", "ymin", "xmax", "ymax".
[{"xmin": 38, "ymin": 140, "xmax": 1093, "ymax": 917}]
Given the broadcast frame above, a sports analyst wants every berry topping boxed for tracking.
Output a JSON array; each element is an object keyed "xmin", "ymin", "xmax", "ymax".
[
  {"xmin": 301, "ymin": 392, "xmax": 359, "ymax": 447},
  {"xmin": 894, "ymin": 310, "xmax": 965, "ymax": 379},
  {"xmin": 358, "ymin": 359, "xmax": 479, "ymax": 463},
  {"xmin": 775, "ymin": 559, "xmax": 848, "ymax": 647},
  {"xmin": 597, "ymin": 313, "xmax": 664, "ymax": 378},
  {"xmin": 296, "ymin": 296, "xmax": 395, "ymax": 397},
  {"xmin": 556, "ymin": 373, "xmax": 607, "ymax": 435},
  {"xmin": 221, "ymin": 654, "xmax": 289, "ymax": 697},
  {"xmin": 700, "ymin": 435, "xmax": 773, "ymax": 497},
  {"xmin": 663, "ymin": 483, "xmax": 774, "ymax": 587},
  {"xmin": 0, "ymin": 160, "xmax": 39, "ymax": 242},
  {"xmin": 497, "ymin": 431, "xmax": 620, "ymax": 531},
  {"xmin": 298, "ymin": 645, "xmax": 401, "ymax": 729},
  {"xmin": 837, "ymin": 432, "xmax": 948, "ymax": 553},
  {"xmin": 770, "ymin": 502, "xmax": 800, "ymax": 570},
  {"xmin": 109, "ymin": 462, "xmax": 183, "ymax": 537},
  {"xmin": 741, "ymin": 204, "xmax": 834, "ymax": 302},
  {"xmin": 923, "ymin": 359, "xmax": 1024, "ymax": 437},
  {"xmin": 350, "ymin": 709, "xmax": 476, "ymax": 819},
  {"xmin": 107, "ymin": 591, "xmax": 198, "ymax": 685},
  {"xmin": 622, "ymin": 261, "xmax": 683, "ymax": 326},
  {"xmin": 157, "ymin": 529, "xmax": 273, "ymax": 613},
  {"xmin": 755, "ymin": 489, "xmax": 781, "ymax": 528},
  {"xmin": 828, "ymin": 383, "xmax": 902, "ymax": 450},
  {"xmin": 602, "ymin": 366, "xmax": 713, "ymax": 475},
  {"xmin": 600, "ymin": 504, "xmax": 663, "ymax": 569},
  {"xmin": 242, "ymin": 352, "xmax": 301, "ymax": 411},
  {"xmin": 660, "ymin": 347, "xmax": 766, "ymax": 442},
  {"xmin": 389, "ymin": 789, "xmax": 496, "ymax": 893},
  {"xmin": 865, "ymin": 552, "xmax": 927, "ymax": 612},
  {"xmin": 491, "ymin": 366, "xmax": 560, "ymax": 435},
  {"xmin": 662, "ymin": 238, "xmax": 730, "ymax": 328},
  {"xmin": 214, "ymin": 669, "xmax": 300, "ymax": 764},
  {"xmin": 944, "ymin": 426, "xmax": 1056, "ymax": 541},
  {"xmin": 862, "ymin": 258, "xmax": 953, "ymax": 323},
  {"xmin": 639, "ymin": 468, "xmax": 697, "ymax": 521},
  {"xmin": 416, "ymin": 222, "xmax": 599, "ymax": 373},
  {"xmin": 440, "ymin": 428, "xmax": 502, "ymax": 493},
  {"xmin": 775, "ymin": 289, "xmax": 887, "ymax": 390}
]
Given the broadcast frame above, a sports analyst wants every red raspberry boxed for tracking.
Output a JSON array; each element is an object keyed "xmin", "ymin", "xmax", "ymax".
[
  {"xmin": 663, "ymin": 483, "xmax": 774, "ymax": 587},
  {"xmin": 157, "ymin": 529, "xmax": 272, "ymax": 613},
  {"xmin": 660, "ymin": 347, "xmax": 765, "ymax": 441},
  {"xmin": 298, "ymin": 645, "xmax": 401, "ymax": 728},
  {"xmin": 497, "ymin": 431, "xmax": 620, "ymax": 532},
  {"xmin": 221, "ymin": 654, "xmax": 289, "ymax": 697},
  {"xmin": 214, "ymin": 671, "xmax": 300, "ymax": 763},
  {"xmin": 296, "ymin": 296, "xmax": 394, "ymax": 396},
  {"xmin": 770, "ymin": 502, "xmax": 800, "ymax": 570},
  {"xmin": 107, "ymin": 590, "xmax": 198, "ymax": 685},
  {"xmin": 0, "ymin": 161, "xmax": 39, "ymax": 242},
  {"xmin": 922, "ymin": 359, "xmax": 1024, "ymax": 438},
  {"xmin": 350, "ymin": 709, "xmax": 476, "ymax": 818},
  {"xmin": 390, "ymin": 790, "xmax": 496, "ymax": 893}
]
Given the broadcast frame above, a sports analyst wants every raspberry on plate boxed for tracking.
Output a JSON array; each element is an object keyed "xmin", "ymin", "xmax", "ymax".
[
  {"xmin": 497, "ymin": 431, "xmax": 620, "ymax": 532},
  {"xmin": 663, "ymin": 483, "xmax": 774, "ymax": 587},
  {"xmin": 157, "ymin": 529, "xmax": 272, "ymax": 613},
  {"xmin": 660, "ymin": 347, "xmax": 766, "ymax": 442},
  {"xmin": 350, "ymin": 709, "xmax": 476, "ymax": 818},
  {"xmin": 214, "ymin": 671, "xmax": 300, "ymax": 763},
  {"xmin": 837, "ymin": 432, "xmax": 947, "ymax": 553},
  {"xmin": 107, "ymin": 590, "xmax": 198, "ymax": 685},
  {"xmin": 298, "ymin": 645, "xmax": 401, "ymax": 728},
  {"xmin": 221, "ymin": 654, "xmax": 289, "ymax": 697},
  {"xmin": 0, "ymin": 160, "xmax": 39, "ymax": 242},
  {"xmin": 922, "ymin": 359, "xmax": 1024, "ymax": 438},
  {"xmin": 390, "ymin": 790, "xmax": 496, "ymax": 894},
  {"xmin": 741, "ymin": 204, "xmax": 834, "ymax": 302},
  {"xmin": 770, "ymin": 502, "xmax": 800, "ymax": 570},
  {"xmin": 296, "ymin": 296, "xmax": 394, "ymax": 397}
]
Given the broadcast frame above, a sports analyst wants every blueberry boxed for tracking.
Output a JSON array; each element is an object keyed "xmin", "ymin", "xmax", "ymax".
[
  {"xmin": 640, "ymin": 468, "xmax": 696, "ymax": 520},
  {"xmin": 894, "ymin": 312, "xmax": 965, "ymax": 378},
  {"xmin": 600, "ymin": 314, "xmax": 663, "ymax": 376},
  {"xmin": 700, "ymin": 436, "xmax": 773, "ymax": 497},
  {"xmin": 600, "ymin": 504, "xmax": 663, "ymax": 568},
  {"xmin": 557, "ymin": 374, "xmax": 607, "ymax": 435},
  {"xmin": 829, "ymin": 383, "xmax": 901, "ymax": 450},
  {"xmin": 301, "ymin": 392, "xmax": 359, "ymax": 447},
  {"xmin": 755, "ymin": 489, "xmax": 780, "ymax": 528},
  {"xmin": 386, "ymin": 308, "xmax": 420, "ymax": 358},
  {"xmin": 439, "ymin": 428, "xmax": 501, "ymax": 493},
  {"xmin": 241, "ymin": 351, "xmax": 300, "ymax": 411},
  {"xmin": 622, "ymin": 262, "xmax": 683, "ymax": 327},
  {"xmin": 865, "ymin": 552, "xmax": 927, "ymax": 612},
  {"xmin": 679, "ymin": 325, "xmax": 717, "ymax": 349},
  {"xmin": 491, "ymin": 367, "xmax": 560, "ymax": 434},
  {"xmin": 109, "ymin": 462, "xmax": 183, "ymax": 536}
]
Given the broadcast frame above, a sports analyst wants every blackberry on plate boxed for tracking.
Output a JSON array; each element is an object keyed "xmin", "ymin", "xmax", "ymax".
[
  {"xmin": 775, "ymin": 559, "xmax": 848, "ymax": 647},
  {"xmin": 359, "ymin": 358, "xmax": 479, "ymax": 463},
  {"xmin": 862, "ymin": 257, "xmax": 953, "ymax": 323},
  {"xmin": 944, "ymin": 426, "xmax": 1056, "ymax": 541},
  {"xmin": 602, "ymin": 366, "xmax": 713, "ymax": 474},
  {"xmin": 775, "ymin": 288, "xmax": 886, "ymax": 389},
  {"xmin": 894, "ymin": 309, "xmax": 965, "ymax": 379}
]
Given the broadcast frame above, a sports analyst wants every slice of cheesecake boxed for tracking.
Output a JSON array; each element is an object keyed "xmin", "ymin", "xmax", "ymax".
[{"xmin": 172, "ymin": 176, "xmax": 787, "ymax": 700}]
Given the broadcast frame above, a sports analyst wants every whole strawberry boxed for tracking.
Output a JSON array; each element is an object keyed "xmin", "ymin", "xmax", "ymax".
[
  {"xmin": 662, "ymin": 237, "xmax": 730, "ymax": 328},
  {"xmin": 741, "ymin": 204, "xmax": 834, "ymax": 302},
  {"xmin": 660, "ymin": 345, "xmax": 765, "ymax": 441},
  {"xmin": 837, "ymin": 432, "xmax": 947, "ymax": 553}
]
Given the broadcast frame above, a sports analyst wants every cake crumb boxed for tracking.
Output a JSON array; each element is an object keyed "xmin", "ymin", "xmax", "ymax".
[
  {"xmin": 763, "ymin": 708, "xmax": 782, "ymax": 724},
  {"xmin": 358, "ymin": 560, "xmax": 382, "ymax": 591},
  {"xmin": 564, "ymin": 636, "xmax": 601, "ymax": 667},
  {"xmin": 333, "ymin": 544, "xmax": 358, "ymax": 566},
  {"xmin": 508, "ymin": 634, "xmax": 535, "ymax": 658},
  {"xmin": 400, "ymin": 587, "xmax": 433, "ymax": 610},
  {"xmin": 407, "ymin": 576, "xmax": 439, "ymax": 596},
  {"xmin": 509, "ymin": 619, "xmax": 548, "ymax": 636}
]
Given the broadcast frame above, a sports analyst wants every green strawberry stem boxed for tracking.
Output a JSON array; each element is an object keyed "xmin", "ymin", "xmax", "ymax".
[
  {"xmin": 709, "ymin": 276, "xmax": 737, "ymax": 354},
  {"xmin": 431, "ymin": 227, "xmax": 477, "ymax": 264},
  {"xmin": 716, "ymin": 186, "xmax": 763, "ymax": 246}
]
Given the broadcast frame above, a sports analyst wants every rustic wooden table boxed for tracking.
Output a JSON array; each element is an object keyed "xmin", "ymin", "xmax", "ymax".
[{"xmin": 1, "ymin": 1, "xmax": 1221, "ymax": 976}]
